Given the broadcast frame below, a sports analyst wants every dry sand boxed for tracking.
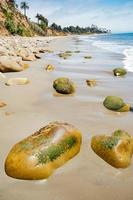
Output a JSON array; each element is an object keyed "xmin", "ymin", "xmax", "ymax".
[{"xmin": 0, "ymin": 35, "xmax": 133, "ymax": 200}]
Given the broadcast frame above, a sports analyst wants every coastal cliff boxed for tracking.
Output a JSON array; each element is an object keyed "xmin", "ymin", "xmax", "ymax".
[{"xmin": 0, "ymin": 0, "xmax": 66, "ymax": 36}]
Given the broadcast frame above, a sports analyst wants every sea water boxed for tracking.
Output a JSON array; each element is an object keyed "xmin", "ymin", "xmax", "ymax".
[{"xmin": 80, "ymin": 33, "xmax": 133, "ymax": 72}]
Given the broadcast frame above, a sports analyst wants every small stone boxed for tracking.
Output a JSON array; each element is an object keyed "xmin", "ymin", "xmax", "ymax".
[
  {"xmin": 113, "ymin": 68, "xmax": 127, "ymax": 76},
  {"xmin": 84, "ymin": 56, "xmax": 92, "ymax": 59},
  {"xmin": 39, "ymin": 49, "xmax": 46, "ymax": 53},
  {"xmin": 45, "ymin": 64, "xmax": 55, "ymax": 72},
  {"xmin": 0, "ymin": 101, "xmax": 7, "ymax": 108},
  {"xmin": 5, "ymin": 112, "xmax": 14, "ymax": 116},
  {"xmin": 74, "ymin": 51, "xmax": 80, "ymax": 53},
  {"xmin": 86, "ymin": 80, "xmax": 96, "ymax": 87},
  {"xmin": 35, "ymin": 54, "xmax": 41, "ymax": 59},
  {"xmin": 58, "ymin": 52, "xmax": 72, "ymax": 59},
  {"xmin": 5, "ymin": 78, "xmax": 29, "ymax": 86}
]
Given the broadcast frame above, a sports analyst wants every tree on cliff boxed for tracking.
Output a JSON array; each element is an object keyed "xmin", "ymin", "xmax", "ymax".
[
  {"xmin": 8, "ymin": 0, "xmax": 18, "ymax": 8},
  {"xmin": 36, "ymin": 13, "xmax": 41, "ymax": 24},
  {"xmin": 20, "ymin": 1, "xmax": 29, "ymax": 16},
  {"xmin": 35, "ymin": 14, "xmax": 48, "ymax": 30}
]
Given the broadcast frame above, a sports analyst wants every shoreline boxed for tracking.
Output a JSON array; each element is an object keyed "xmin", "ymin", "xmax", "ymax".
[{"xmin": 0, "ymin": 35, "xmax": 133, "ymax": 200}]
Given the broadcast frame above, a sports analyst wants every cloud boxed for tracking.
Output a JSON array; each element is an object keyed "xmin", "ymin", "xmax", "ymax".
[{"xmin": 16, "ymin": 0, "xmax": 133, "ymax": 33}]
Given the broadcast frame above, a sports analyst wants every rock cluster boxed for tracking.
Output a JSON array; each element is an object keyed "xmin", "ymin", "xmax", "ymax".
[{"xmin": 0, "ymin": 37, "xmax": 53, "ymax": 72}]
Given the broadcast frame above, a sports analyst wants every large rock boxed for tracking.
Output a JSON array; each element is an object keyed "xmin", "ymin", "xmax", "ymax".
[
  {"xmin": 5, "ymin": 122, "xmax": 82, "ymax": 180},
  {"xmin": 103, "ymin": 96, "xmax": 130, "ymax": 112},
  {"xmin": 0, "ymin": 56, "xmax": 23, "ymax": 73},
  {"xmin": 91, "ymin": 130, "xmax": 133, "ymax": 168},
  {"xmin": 53, "ymin": 77, "xmax": 75, "ymax": 94},
  {"xmin": 5, "ymin": 78, "xmax": 29, "ymax": 86}
]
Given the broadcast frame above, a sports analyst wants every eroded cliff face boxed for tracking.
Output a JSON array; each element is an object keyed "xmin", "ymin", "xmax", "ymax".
[
  {"xmin": 45, "ymin": 28, "xmax": 67, "ymax": 36},
  {"xmin": 0, "ymin": 0, "xmax": 37, "ymax": 36},
  {"xmin": 0, "ymin": 0, "xmax": 9, "ymax": 35}
]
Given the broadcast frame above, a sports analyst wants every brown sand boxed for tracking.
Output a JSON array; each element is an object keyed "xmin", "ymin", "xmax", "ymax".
[{"xmin": 0, "ymin": 36, "xmax": 133, "ymax": 200}]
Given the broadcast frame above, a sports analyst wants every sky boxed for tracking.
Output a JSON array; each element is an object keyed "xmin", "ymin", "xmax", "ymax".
[{"xmin": 16, "ymin": 0, "xmax": 133, "ymax": 33}]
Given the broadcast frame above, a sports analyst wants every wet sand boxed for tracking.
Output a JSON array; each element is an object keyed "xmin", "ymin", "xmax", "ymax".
[{"xmin": 0, "ymin": 35, "xmax": 133, "ymax": 200}]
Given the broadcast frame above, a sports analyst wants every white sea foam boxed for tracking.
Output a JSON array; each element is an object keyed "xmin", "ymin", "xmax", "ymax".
[
  {"xmin": 80, "ymin": 34, "xmax": 133, "ymax": 72},
  {"xmin": 92, "ymin": 40, "xmax": 131, "ymax": 54},
  {"xmin": 123, "ymin": 48, "xmax": 133, "ymax": 72}
]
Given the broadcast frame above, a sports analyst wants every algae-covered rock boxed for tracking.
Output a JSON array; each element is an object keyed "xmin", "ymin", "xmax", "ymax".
[
  {"xmin": 84, "ymin": 56, "xmax": 92, "ymax": 59},
  {"xmin": 86, "ymin": 80, "xmax": 96, "ymax": 87},
  {"xmin": 74, "ymin": 51, "xmax": 80, "ymax": 53},
  {"xmin": 5, "ymin": 122, "xmax": 82, "ymax": 180},
  {"xmin": 45, "ymin": 64, "xmax": 55, "ymax": 72},
  {"xmin": 113, "ymin": 68, "xmax": 127, "ymax": 76},
  {"xmin": 103, "ymin": 96, "xmax": 130, "ymax": 112},
  {"xmin": 58, "ymin": 52, "xmax": 72, "ymax": 59},
  {"xmin": 91, "ymin": 130, "xmax": 133, "ymax": 168},
  {"xmin": 65, "ymin": 51, "xmax": 72, "ymax": 54},
  {"xmin": 53, "ymin": 77, "xmax": 75, "ymax": 94}
]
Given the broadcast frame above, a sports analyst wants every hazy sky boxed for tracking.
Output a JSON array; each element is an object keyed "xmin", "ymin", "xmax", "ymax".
[{"xmin": 16, "ymin": 0, "xmax": 133, "ymax": 33}]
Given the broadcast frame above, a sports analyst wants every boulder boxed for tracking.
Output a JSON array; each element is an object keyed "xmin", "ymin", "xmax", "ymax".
[
  {"xmin": 5, "ymin": 122, "xmax": 82, "ymax": 180},
  {"xmin": 53, "ymin": 77, "xmax": 75, "ymax": 94},
  {"xmin": 103, "ymin": 96, "xmax": 130, "ymax": 112},
  {"xmin": 0, "ymin": 56, "xmax": 23, "ymax": 73},
  {"xmin": 91, "ymin": 130, "xmax": 133, "ymax": 168}
]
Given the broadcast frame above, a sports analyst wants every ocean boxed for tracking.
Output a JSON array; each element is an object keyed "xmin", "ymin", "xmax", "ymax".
[{"xmin": 81, "ymin": 33, "xmax": 133, "ymax": 72}]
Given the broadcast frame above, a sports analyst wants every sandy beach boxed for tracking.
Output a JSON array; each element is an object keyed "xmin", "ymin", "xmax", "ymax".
[{"xmin": 1, "ymin": 35, "xmax": 133, "ymax": 200}]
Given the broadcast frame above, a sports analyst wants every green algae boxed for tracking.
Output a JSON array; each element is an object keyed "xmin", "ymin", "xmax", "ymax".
[
  {"xmin": 53, "ymin": 77, "xmax": 75, "ymax": 94},
  {"xmin": 36, "ymin": 136, "xmax": 77, "ymax": 165},
  {"xmin": 101, "ymin": 137, "xmax": 119, "ymax": 150},
  {"xmin": 113, "ymin": 130, "xmax": 130, "ymax": 138}
]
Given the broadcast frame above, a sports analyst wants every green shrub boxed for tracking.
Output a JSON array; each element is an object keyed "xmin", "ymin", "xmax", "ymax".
[
  {"xmin": 30, "ymin": 22, "xmax": 45, "ymax": 35},
  {"xmin": 39, "ymin": 22, "xmax": 47, "ymax": 30},
  {"xmin": 16, "ymin": 24, "xmax": 24, "ymax": 35},
  {"xmin": 5, "ymin": 17, "xmax": 16, "ymax": 34}
]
